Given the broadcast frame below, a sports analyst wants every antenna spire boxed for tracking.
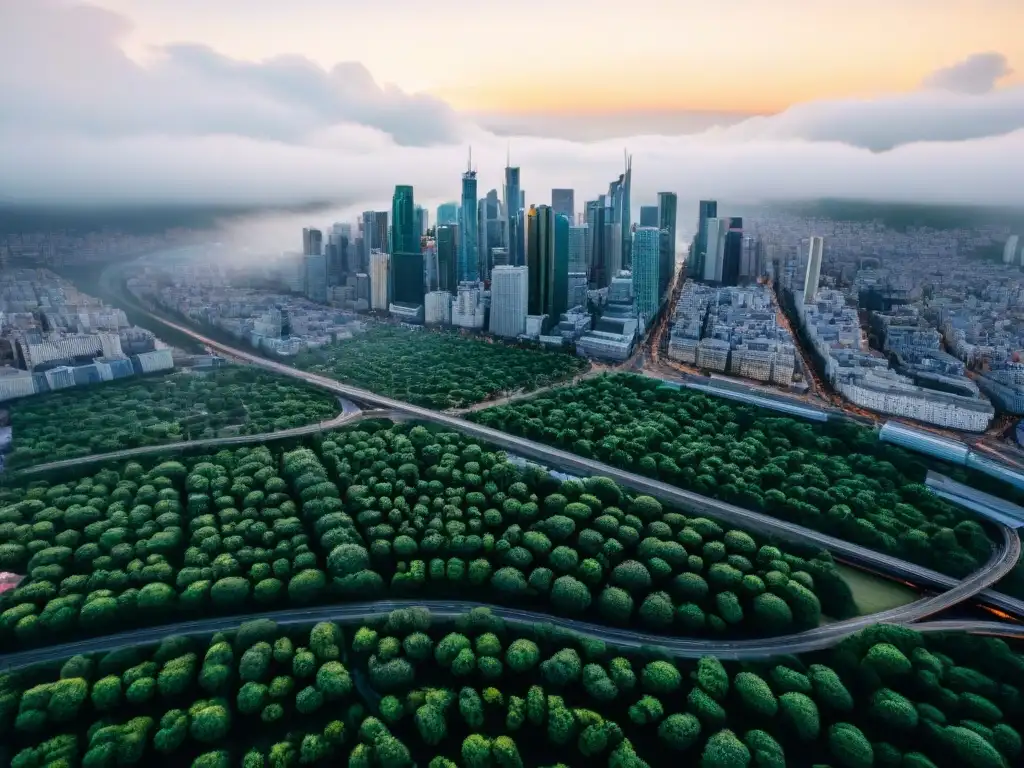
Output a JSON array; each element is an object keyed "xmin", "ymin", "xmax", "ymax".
[
  {"xmin": 506, "ymin": 142, "xmax": 510, "ymax": 168},
  {"xmin": 467, "ymin": 145, "xmax": 473, "ymax": 173}
]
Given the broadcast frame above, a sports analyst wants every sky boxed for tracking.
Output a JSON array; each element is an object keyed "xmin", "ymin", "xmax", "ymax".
[{"xmin": 1, "ymin": 0, "xmax": 1024, "ymax": 224}]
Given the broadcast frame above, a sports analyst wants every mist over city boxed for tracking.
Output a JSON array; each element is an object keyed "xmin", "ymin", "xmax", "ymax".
[{"xmin": 3, "ymin": 3, "xmax": 1024, "ymax": 768}]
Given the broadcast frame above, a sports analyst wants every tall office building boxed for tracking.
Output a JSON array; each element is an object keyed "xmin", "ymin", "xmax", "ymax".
[
  {"xmin": 695, "ymin": 200, "xmax": 718, "ymax": 277},
  {"xmin": 361, "ymin": 211, "xmax": 388, "ymax": 268},
  {"xmin": 804, "ymin": 236, "xmax": 824, "ymax": 304},
  {"xmin": 722, "ymin": 218, "xmax": 743, "ymax": 287},
  {"xmin": 585, "ymin": 200, "xmax": 607, "ymax": 288},
  {"xmin": 639, "ymin": 206, "xmax": 659, "ymax": 227},
  {"xmin": 435, "ymin": 224, "xmax": 458, "ymax": 293},
  {"xmin": 526, "ymin": 206, "xmax": 569, "ymax": 325},
  {"xmin": 489, "ymin": 265, "xmax": 529, "ymax": 338},
  {"xmin": 504, "ymin": 161, "xmax": 522, "ymax": 267},
  {"xmin": 481, "ymin": 189, "xmax": 503, "ymax": 280},
  {"xmin": 391, "ymin": 251, "xmax": 425, "ymax": 307},
  {"xmin": 369, "ymin": 250, "xmax": 391, "ymax": 310},
  {"xmin": 391, "ymin": 185, "xmax": 418, "ymax": 255},
  {"xmin": 326, "ymin": 231, "xmax": 349, "ymax": 286},
  {"xmin": 702, "ymin": 218, "xmax": 727, "ymax": 283},
  {"xmin": 631, "ymin": 227, "xmax": 661, "ymax": 323},
  {"xmin": 551, "ymin": 189, "xmax": 575, "ymax": 221},
  {"xmin": 605, "ymin": 155, "xmax": 632, "ymax": 269},
  {"xmin": 302, "ymin": 227, "xmax": 323, "ymax": 257},
  {"xmin": 1003, "ymin": 234, "xmax": 1020, "ymax": 264},
  {"xmin": 657, "ymin": 192, "xmax": 678, "ymax": 296},
  {"xmin": 414, "ymin": 205, "xmax": 428, "ymax": 237},
  {"xmin": 459, "ymin": 150, "xmax": 479, "ymax": 283},
  {"xmin": 568, "ymin": 225, "xmax": 588, "ymax": 274},
  {"xmin": 305, "ymin": 253, "xmax": 328, "ymax": 303},
  {"xmin": 436, "ymin": 202, "xmax": 458, "ymax": 226}
]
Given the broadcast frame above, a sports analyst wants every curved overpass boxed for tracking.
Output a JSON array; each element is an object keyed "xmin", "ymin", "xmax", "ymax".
[
  {"xmin": 0, "ymin": 527, "xmax": 1017, "ymax": 672},
  {"xmin": 13, "ymin": 407, "xmax": 387, "ymax": 478},
  {"xmin": 77, "ymin": 303, "xmax": 1023, "ymax": 615}
]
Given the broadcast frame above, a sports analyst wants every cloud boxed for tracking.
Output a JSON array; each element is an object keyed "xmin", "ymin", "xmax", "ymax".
[
  {"xmin": 923, "ymin": 52, "xmax": 1014, "ymax": 94},
  {"xmin": 0, "ymin": 0, "xmax": 1023, "ymax": 214}
]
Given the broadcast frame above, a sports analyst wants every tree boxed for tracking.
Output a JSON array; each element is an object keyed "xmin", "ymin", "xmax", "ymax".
[
  {"xmin": 550, "ymin": 576, "xmax": 591, "ymax": 614},
  {"xmin": 611, "ymin": 560, "xmax": 651, "ymax": 594},
  {"xmin": 778, "ymin": 692, "xmax": 821, "ymax": 741},
  {"xmin": 695, "ymin": 657, "xmax": 729, "ymax": 701},
  {"xmin": 863, "ymin": 643, "xmax": 912, "ymax": 678},
  {"xmin": 638, "ymin": 592, "xmax": 674, "ymax": 629},
  {"xmin": 459, "ymin": 688, "xmax": 485, "ymax": 729},
  {"xmin": 506, "ymin": 639, "xmax": 540, "ymax": 672},
  {"xmin": 598, "ymin": 587, "xmax": 634, "ymax": 624},
  {"xmin": 659, "ymin": 713, "xmax": 701, "ymax": 751},
  {"xmin": 190, "ymin": 702, "xmax": 230, "ymax": 743},
  {"xmin": 734, "ymin": 672, "xmax": 777, "ymax": 717},
  {"xmin": 316, "ymin": 661, "xmax": 353, "ymax": 699},
  {"xmin": 641, "ymin": 661, "xmax": 681, "ymax": 695},
  {"xmin": 541, "ymin": 649, "xmax": 582, "ymax": 688},
  {"xmin": 808, "ymin": 664, "xmax": 853, "ymax": 712},
  {"xmin": 868, "ymin": 688, "xmax": 918, "ymax": 730},
  {"xmin": 416, "ymin": 705, "xmax": 447, "ymax": 746},
  {"xmin": 828, "ymin": 723, "xmax": 875, "ymax": 768},
  {"xmin": 743, "ymin": 730, "xmax": 785, "ymax": 768},
  {"xmin": 462, "ymin": 734, "xmax": 492, "ymax": 768},
  {"xmin": 701, "ymin": 729, "xmax": 750, "ymax": 768},
  {"xmin": 240, "ymin": 643, "xmax": 272, "ymax": 682}
]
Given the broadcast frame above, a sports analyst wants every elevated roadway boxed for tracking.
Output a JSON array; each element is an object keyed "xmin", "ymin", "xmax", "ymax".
[
  {"xmin": 28, "ymin": 295, "xmax": 1024, "ymax": 621},
  {"xmin": 0, "ymin": 524, "xmax": 1017, "ymax": 672}
]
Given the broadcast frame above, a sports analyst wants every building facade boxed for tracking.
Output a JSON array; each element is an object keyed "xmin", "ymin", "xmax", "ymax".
[{"xmin": 489, "ymin": 265, "xmax": 529, "ymax": 338}]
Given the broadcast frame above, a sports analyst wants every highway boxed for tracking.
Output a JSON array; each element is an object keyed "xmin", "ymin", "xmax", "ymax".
[
  {"xmin": 13, "ymin": 401, "xmax": 386, "ymax": 478},
  {"xmin": 0, "ymin": 530, "xmax": 1018, "ymax": 672},
  {"xmin": 30, "ymin": 284, "xmax": 1024, "ymax": 624}
]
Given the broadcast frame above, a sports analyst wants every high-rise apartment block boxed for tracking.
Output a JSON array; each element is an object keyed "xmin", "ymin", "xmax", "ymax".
[
  {"xmin": 639, "ymin": 206, "xmax": 659, "ymax": 227},
  {"xmin": 695, "ymin": 200, "xmax": 718, "ymax": 277},
  {"xmin": 304, "ymin": 253, "xmax": 328, "ymax": 303},
  {"xmin": 391, "ymin": 251, "xmax": 425, "ymax": 307},
  {"xmin": 436, "ymin": 202, "xmax": 458, "ymax": 226},
  {"xmin": 391, "ymin": 185, "xmax": 418, "ymax": 255},
  {"xmin": 302, "ymin": 227, "xmax": 323, "ymax": 257},
  {"xmin": 702, "ymin": 217, "xmax": 728, "ymax": 283},
  {"xmin": 804, "ymin": 236, "xmax": 824, "ymax": 304},
  {"xmin": 551, "ymin": 189, "xmax": 575, "ymax": 221},
  {"xmin": 657, "ymin": 192, "xmax": 678, "ymax": 295},
  {"xmin": 489, "ymin": 265, "xmax": 529, "ymax": 338},
  {"xmin": 370, "ymin": 250, "xmax": 391, "ymax": 310},
  {"xmin": 459, "ymin": 154, "xmax": 479, "ymax": 283},
  {"xmin": 631, "ymin": 226, "xmax": 661, "ymax": 323},
  {"xmin": 527, "ymin": 206, "xmax": 569, "ymax": 325}
]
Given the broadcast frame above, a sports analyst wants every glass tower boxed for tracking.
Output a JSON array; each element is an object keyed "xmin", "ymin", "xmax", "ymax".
[
  {"xmin": 459, "ymin": 152, "xmax": 479, "ymax": 283},
  {"xmin": 391, "ymin": 185, "xmax": 417, "ymax": 255}
]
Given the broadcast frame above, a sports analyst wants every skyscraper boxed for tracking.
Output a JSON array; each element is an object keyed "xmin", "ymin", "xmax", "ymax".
[
  {"xmin": 722, "ymin": 218, "xmax": 743, "ymax": 287},
  {"xmin": 302, "ymin": 227, "xmax": 323, "ymax": 257},
  {"xmin": 436, "ymin": 225, "xmax": 458, "ymax": 293},
  {"xmin": 504, "ymin": 162, "xmax": 522, "ymax": 267},
  {"xmin": 326, "ymin": 231, "xmax": 349, "ymax": 286},
  {"xmin": 305, "ymin": 253, "xmax": 328, "ymax": 303},
  {"xmin": 414, "ymin": 205, "xmax": 427, "ymax": 237},
  {"xmin": 569, "ymin": 225, "xmax": 588, "ymax": 274},
  {"xmin": 585, "ymin": 200, "xmax": 607, "ymax": 288},
  {"xmin": 620, "ymin": 153, "xmax": 632, "ymax": 267},
  {"xmin": 391, "ymin": 251, "xmax": 425, "ymax": 307},
  {"xmin": 657, "ymin": 192, "xmax": 678, "ymax": 296},
  {"xmin": 369, "ymin": 250, "xmax": 391, "ymax": 310},
  {"xmin": 391, "ymin": 185, "xmax": 417, "ymax": 255},
  {"xmin": 527, "ymin": 206, "xmax": 568, "ymax": 325},
  {"xmin": 436, "ymin": 202, "xmax": 458, "ymax": 226},
  {"xmin": 459, "ymin": 150, "xmax": 479, "ymax": 283},
  {"xmin": 639, "ymin": 206, "xmax": 659, "ymax": 227},
  {"xmin": 702, "ymin": 218, "xmax": 727, "ymax": 283},
  {"xmin": 489, "ymin": 265, "xmax": 529, "ymax": 338},
  {"xmin": 695, "ymin": 200, "xmax": 718, "ymax": 278},
  {"xmin": 482, "ymin": 189, "xmax": 503, "ymax": 280},
  {"xmin": 551, "ymin": 189, "xmax": 575, "ymax": 221},
  {"xmin": 361, "ymin": 211, "xmax": 388, "ymax": 268},
  {"xmin": 804, "ymin": 236, "xmax": 824, "ymax": 304},
  {"xmin": 631, "ymin": 226, "xmax": 661, "ymax": 323}
]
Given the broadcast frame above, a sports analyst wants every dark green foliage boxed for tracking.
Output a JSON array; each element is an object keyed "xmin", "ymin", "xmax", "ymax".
[{"xmin": 8, "ymin": 367, "xmax": 338, "ymax": 468}]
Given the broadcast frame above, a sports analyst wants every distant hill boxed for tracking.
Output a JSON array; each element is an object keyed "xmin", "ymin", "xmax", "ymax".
[
  {"xmin": 0, "ymin": 201, "xmax": 335, "ymax": 235},
  {"xmin": 769, "ymin": 198, "xmax": 1024, "ymax": 233}
]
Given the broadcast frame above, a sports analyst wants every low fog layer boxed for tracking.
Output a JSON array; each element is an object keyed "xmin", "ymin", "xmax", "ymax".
[{"xmin": 1, "ymin": 0, "xmax": 1023, "ymax": 209}]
